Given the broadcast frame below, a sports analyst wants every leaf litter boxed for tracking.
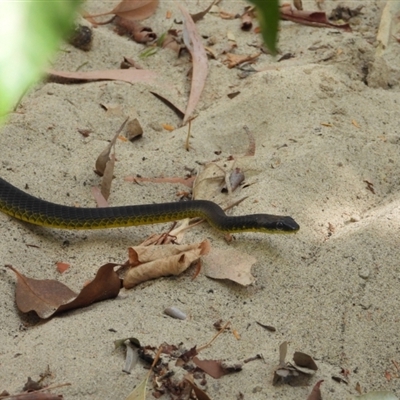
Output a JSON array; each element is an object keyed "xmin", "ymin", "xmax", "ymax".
[
  {"xmin": 7, "ymin": 263, "xmax": 121, "ymax": 319},
  {"xmin": 177, "ymin": 4, "xmax": 209, "ymax": 125},
  {"xmin": 273, "ymin": 342, "xmax": 318, "ymax": 386},
  {"xmin": 85, "ymin": 0, "xmax": 159, "ymax": 23},
  {"xmin": 120, "ymin": 321, "xmax": 237, "ymax": 399},
  {"xmin": 123, "ymin": 240, "xmax": 210, "ymax": 288}
]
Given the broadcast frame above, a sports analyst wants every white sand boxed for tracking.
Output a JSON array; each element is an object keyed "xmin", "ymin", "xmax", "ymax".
[{"xmin": 1, "ymin": 0, "xmax": 400, "ymax": 398}]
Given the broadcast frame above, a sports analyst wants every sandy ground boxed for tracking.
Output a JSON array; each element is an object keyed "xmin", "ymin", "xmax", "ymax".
[{"xmin": 1, "ymin": 0, "xmax": 400, "ymax": 399}]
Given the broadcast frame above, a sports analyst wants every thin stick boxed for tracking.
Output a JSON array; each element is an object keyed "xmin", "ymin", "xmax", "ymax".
[{"xmin": 197, "ymin": 321, "xmax": 231, "ymax": 352}]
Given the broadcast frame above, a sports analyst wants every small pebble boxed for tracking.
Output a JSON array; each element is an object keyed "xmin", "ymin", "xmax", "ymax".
[
  {"xmin": 358, "ymin": 267, "xmax": 370, "ymax": 279},
  {"xmin": 164, "ymin": 306, "xmax": 186, "ymax": 320}
]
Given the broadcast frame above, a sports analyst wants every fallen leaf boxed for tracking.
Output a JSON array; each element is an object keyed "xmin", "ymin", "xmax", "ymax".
[
  {"xmin": 293, "ymin": 351, "xmax": 318, "ymax": 371},
  {"xmin": 193, "ymin": 357, "xmax": 242, "ymax": 378},
  {"xmin": 224, "ymin": 52, "xmax": 261, "ymax": 68},
  {"xmin": 150, "ymin": 91, "xmax": 185, "ymax": 119},
  {"xmin": 123, "ymin": 240, "xmax": 211, "ymax": 288},
  {"xmin": 100, "ymin": 152, "xmax": 116, "ymax": 200},
  {"xmin": 190, "ymin": 0, "xmax": 218, "ymax": 23},
  {"xmin": 273, "ymin": 342, "xmax": 318, "ymax": 385},
  {"xmin": 256, "ymin": 321, "xmax": 276, "ymax": 332},
  {"xmin": 56, "ymin": 262, "xmax": 70, "ymax": 274},
  {"xmin": 280, "ymin": 4, "xmax": 352, "ymax": 31},
  {"xmin": 203, "ymin": 247, "xmax": 256, "ymax": 286},
  {"xmin": 47, "ymin": 69, "xmax": 158, "ymax": 85},
  {"xmin": 8, "ymin": 264, "xmax": 121, "ymax": 319},
  {"xmin": 86, "ymin": 0, "xmax": 159, "ymax": 22},
  {"xmin": 95, "ymin": 118, "xmax": 127, "ymax": 176},
  {"xmin": 114, "ymin": 17, "xmax": 157, "ymax": 43},
  {"xmin": 23, "ymin": 377, "xmax": 42, "ymax": 392},
  {"xmin": 123, "ymin": 374, "xmax": 148, "ymax": 400},
  {"xmin": 125, "ymin": 118, "xmax": 143, "ymax": 141},
  {"xmin": 91, "ymin": 186, "xmax": 109, "ymax": 208},
  {"xmin": 185, "ymin": 378, "xmax": 211, "ymax": 400},
  {"xmin": 177, "ymin": 4, "xmax": 208, "ymax": 125},
  {"xmin": 307, "ymin": 380, "xmax": 324, "ymax": 400}
]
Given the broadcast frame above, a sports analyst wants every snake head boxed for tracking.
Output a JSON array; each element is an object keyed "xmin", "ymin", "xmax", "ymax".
[{"xmin": 256, "ymin": 214, "xmax": 300, "ymax": 233}]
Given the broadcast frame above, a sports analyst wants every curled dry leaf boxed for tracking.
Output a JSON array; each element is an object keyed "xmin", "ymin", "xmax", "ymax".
[
  {"xmin": 185, "ymin": 378, "xmax": 212, "ymax": 400},
  {"xmin": 280, "ymin": 4, "xmax": 352, "ymax": 31},
  {"xmin": 125, "ymin": 118, "xmax": 143, "ymax": 141},
  {"xmin": 114, "ymin": 17, "xmax": 157, "ymax": 43},
  {"xmin": 47, "ymin": 68, "xmax": 158, "ymax": 85},
  {"xmin": 193, "ymin": 357, "xmax": 243, "ymax": 379},
  {"xmin": 190, "ymin": 0, "xmax": 218, "ymax": 23},
  {"xmin": 95, "ymin": 118, "xmax": 127, "ymax": 176},
  {"xmin": 177, "ymin": 4, "xmax": 208, "ymax": 125},
  {"xmin": 273, "ymin": 342, "xmax": 318, "ymax": 386},
  {"xmin": 100, "ymin": 153, "xmax": 116, "ymax": 200},
  {"xmin": 307, "ymin": 380, "xmax": 324, "ymax": 400},
  {"xmin": 203, "ymin": 247, "xmax": 256, "ymax": 286},
  {"xmin": 123, "ymin": 240, "xmax": 211, "ymax": 288},
  {"xmin": 7, "ymin": 264, "xmax": 121, "ymax": 319},
  {"xmin": 224, "ymin": 52, "xmax": 261, "ymax": 68}
]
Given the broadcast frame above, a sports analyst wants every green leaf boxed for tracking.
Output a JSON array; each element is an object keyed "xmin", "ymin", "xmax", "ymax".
[
  {"xmin": 0, "ymin": 0, "xmax": 82, "ymax": 123},
  {"xmin": 247, "ymin": 0, "xmax": 280, "ymax": 55}
]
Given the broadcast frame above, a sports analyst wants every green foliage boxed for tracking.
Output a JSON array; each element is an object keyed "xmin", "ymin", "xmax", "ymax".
[
  {"xmin": 0, "ymin": 0, "xmax": 82, "ymax": 122},
  {"xmin": 247, "ymin": 0, "xmax": 280, "ymax": 55}
]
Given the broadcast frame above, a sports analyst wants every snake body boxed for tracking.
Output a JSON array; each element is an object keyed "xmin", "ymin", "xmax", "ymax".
[{"xmin": 0, "ymin": 177, "xmax": 299, "ymax": 233}]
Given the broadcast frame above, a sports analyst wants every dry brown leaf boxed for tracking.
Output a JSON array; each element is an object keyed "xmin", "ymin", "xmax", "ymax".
[
  {"xmin": 224, "ymin": 52, "xmax": 261, "ymax": 68},
  {"xmin": 47, "ymin": 68, "xmax": 157, "ymax": 84},
  {"xmin": 111, "ymin": 0, "xmax": 158, "ymax": 20},
  {"xmin": 191, "ymin": 0, "xmax": 218, "ymax": 23},
  {"xmin": 7, "ymin": 264, "xmax": 121, "ymax": 319},
  {"xmin": 91, "ymin": 186, "xmax": 109, "ymax": 208},
  {"xmin": 123, "ymin": 240, "xmax": 210, "ymax": 288},
  {"xmin": 185, "ymin": 378, "xmax": 211, "ymax": 400},
  {"xmin": 95, "ymin": 118, "xmax": 126, "ymax": 176},
  {"xmin": 114, "ymin": 17, "xmax": 157, "ymax": 43},
  {"xmin": 150, "ymin": 91, "xmax": 185, "ymax": 119},
  {"xmin": 307, "ymin": 380, "xmax": 324, "ymax": 400},
  {"xmin": 193, "ymin": 357, "xmax": 242, "ymax": 379},
  {"xmin": 177, "ymin": 4, "xmax": 208, "ymax": 125},
  {"xmin": 280, "ymin": 4, "xmax": 352, "ymax": 31},
  {"xmin": 125, "ymin": 118, "xmax": 143, "ymax": 140},
  {"xmin": 86, "ymin": 0, "xmax": 159, "ymax": 21},
  {"xmin": 101, "ymin": 153, "xmax": 115, "ymax": 200},
  {"xmin": 56, "ymin": 262, "xmax": 70, "ymax": 274},
  {"xmin": 203, "ymin": 247, "xmax": 256, "ymax": 286},
  {"xmin": 273, "ymin": 342, "xmax": 318, "ymax": 385},
  {"xmin": 293, "ymin": 351, "xmax": 318, "ymax": 371}
]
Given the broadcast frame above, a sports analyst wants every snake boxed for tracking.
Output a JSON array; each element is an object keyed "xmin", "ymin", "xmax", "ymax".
[{"xmin": 0, "ymin": 177, "xmax": 299, "ymax": 233}]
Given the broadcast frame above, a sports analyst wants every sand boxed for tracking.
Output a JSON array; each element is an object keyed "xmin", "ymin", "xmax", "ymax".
[{"xmin": 1, "ymin": 0, "xmax": 400, "ymax": 399}]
